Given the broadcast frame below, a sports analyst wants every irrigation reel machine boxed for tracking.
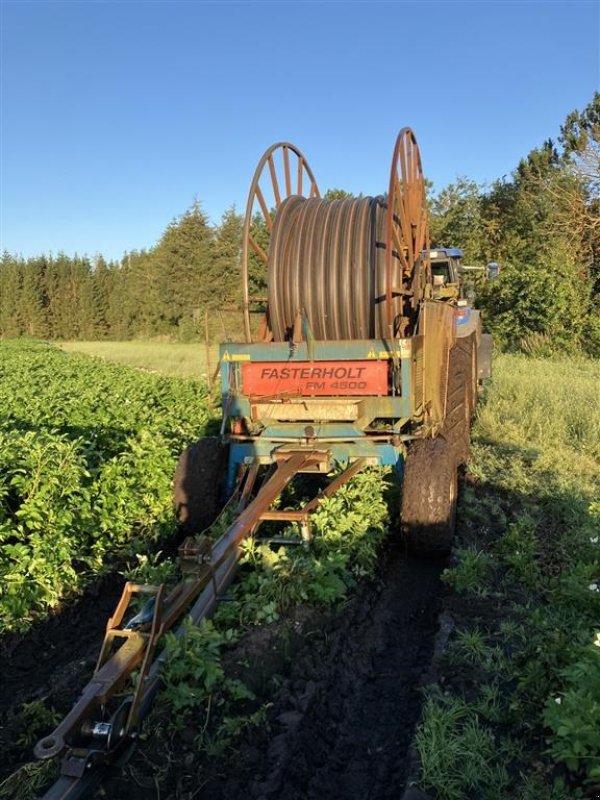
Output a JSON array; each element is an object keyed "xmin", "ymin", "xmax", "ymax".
[{"xmin": 34, "ymin": 128, "xmax": 488, "ymax": 799}]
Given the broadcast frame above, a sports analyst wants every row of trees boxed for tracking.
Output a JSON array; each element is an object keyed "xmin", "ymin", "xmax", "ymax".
[
  {"xmin": 0, "ymin": 203, "xmax": 243, "ymax": 340},
  {"xmin": 1, "ymin": 94, "xmax": 598, "ymax": 353}
]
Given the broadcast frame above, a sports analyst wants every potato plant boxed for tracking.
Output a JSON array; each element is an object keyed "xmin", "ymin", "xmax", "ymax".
[{"xmin": 0, "ymin": 340, "xmax": 211, "ymax": 632}]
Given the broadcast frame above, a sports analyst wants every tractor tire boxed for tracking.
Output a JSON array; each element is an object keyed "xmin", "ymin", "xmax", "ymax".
[
  {"xmin": 441, "ymin": 338, "xmax": 472, "ymax": 466},
  {"xmin": 401, "ymin": 438, "xmax": 458, "ymax": 556},
  {"xmin": 455, "ymin": 332, "xmax": 478, "ymax": 417},
  {"xmin": 173, "ymin": 437, "xmax": 228, "ymax": 535}
]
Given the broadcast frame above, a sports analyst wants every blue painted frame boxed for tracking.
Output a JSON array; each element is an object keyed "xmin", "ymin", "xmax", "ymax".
[{"xmin": 219, "ymin": 338, "xmax": 415, "ymax": 495}]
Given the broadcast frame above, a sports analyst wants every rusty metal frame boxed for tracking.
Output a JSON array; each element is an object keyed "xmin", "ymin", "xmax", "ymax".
[
  {"xmin": 257, "ymin": 457, "xmax": 367, "ymax": 532},
  {"xmin": 241, "ymin": 143, "xmax": 320, "ymax": 343},
  {"xmin": 36, "ymin": 448, "xmax": 366, "ymax": 788},
  {"xmin": 385, "ymin": 128, "xmax": 431, "ymax": 338}
]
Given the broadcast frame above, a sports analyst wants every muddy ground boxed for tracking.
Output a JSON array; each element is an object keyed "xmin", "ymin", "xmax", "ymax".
[
  {"xmin": 0, "ymin": 576, "xmax": 123, "ymax": 784},
  {"xmin": 1, "ymin": 541, "xmax": 444, "ymax": 800},
  {"xmin": 102, "ymin": 542, "xmax": 444, "ymax": 800}
]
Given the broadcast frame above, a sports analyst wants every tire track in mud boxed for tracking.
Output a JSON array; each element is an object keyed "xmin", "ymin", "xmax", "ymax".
[{"xmin": 220, "ymin": 545, "xmax": 443, "ymax": 800}]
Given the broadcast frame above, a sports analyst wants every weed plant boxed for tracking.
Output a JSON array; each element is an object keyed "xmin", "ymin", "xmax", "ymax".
[
  {"xmin": 0, "ymin": 760, "xmax": 59, "ymax": 800},
  {"xmin": 219, "ymin": 467, "xmax": 392, "ymax": 627}
]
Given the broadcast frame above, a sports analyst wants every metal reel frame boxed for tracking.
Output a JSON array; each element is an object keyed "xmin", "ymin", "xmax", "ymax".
[
  {"xmin": 384, "ymin": 128, "xmax": 431, "ymax": 337},
  {"xmin": 241, "ymin": 142, "xmax": 320, "ymax": 342}
]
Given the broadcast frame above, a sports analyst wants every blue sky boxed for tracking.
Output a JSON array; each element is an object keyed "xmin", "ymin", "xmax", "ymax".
[{"xmin": 1, "ymin": 0, "xmax": 598, "ymax": 261}]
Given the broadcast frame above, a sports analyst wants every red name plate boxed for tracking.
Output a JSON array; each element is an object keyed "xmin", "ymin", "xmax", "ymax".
[{"xmin": 241, "ymin": 360, "xmax": 388, "ymax": 397}]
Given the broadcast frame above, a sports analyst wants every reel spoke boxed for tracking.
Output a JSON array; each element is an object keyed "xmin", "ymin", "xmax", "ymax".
[
  {"xmin": 385, "ymin": 127, "xmax": 430, "ymax": 336},
  {"xmin": 242, "ymin": 142, "xmax": 319, "ymax": 342}
]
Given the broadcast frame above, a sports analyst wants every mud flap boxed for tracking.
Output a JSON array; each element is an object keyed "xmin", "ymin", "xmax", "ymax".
[{"xmin": 477, "ymin": 334, "xmax": 492, "ymax": 381}]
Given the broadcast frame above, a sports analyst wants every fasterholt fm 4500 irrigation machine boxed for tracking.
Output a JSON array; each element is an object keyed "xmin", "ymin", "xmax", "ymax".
[{"xmin": 34, "ymin": 128, "xmax": 491, "ymax": 799}]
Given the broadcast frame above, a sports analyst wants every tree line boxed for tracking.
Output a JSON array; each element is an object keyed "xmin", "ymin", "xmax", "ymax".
[
  {"xmin": 0, "ymin": 203, "xmax": 243, "ymax": 341},
  {"xmin": 430, "ymin": 94, "xmax": 600, "ymax": 356},
  {"xmin": 1, "ymin": 94, "xmax": 598, "ymax": 355}
]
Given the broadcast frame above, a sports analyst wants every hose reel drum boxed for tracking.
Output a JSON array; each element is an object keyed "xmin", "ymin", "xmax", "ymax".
[{"xmin": 241, "ymin": 129, "xmax": 431, "ymax": 344}]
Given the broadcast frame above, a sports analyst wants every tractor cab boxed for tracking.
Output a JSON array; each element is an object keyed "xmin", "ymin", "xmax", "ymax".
[{"xmin": 427, "ymin": 248, "xmax": 463, "ymax": 299}]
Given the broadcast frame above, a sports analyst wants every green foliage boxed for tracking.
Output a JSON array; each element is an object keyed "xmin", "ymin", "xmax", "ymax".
[
  {"xmin": 427, "ymin": 95, "xmax": 599, "ymax": 356},
  {"xmin": 430, "ymin": 177, "xmax": 483, "ymax": 263},
  {"xmin": 152, "ymin": 200, "xmax": 214, "ymax": 335},
  {"xmin": 123, "ymin": 552, "xmax": 179, "ymax": 587},
  {"xmin": 323, "ymin": 188, "xmax": 356, "ymax": 200},
  {"xmin": 150, "ymin": 462, "xmax": 393, "ymax": 768},
  {"xmin": 494, "ymin": 518, "xmax": 541, "ymax": 590},
  {"xmin": 560, "ymin": 91, "xmax": 600, "ymax": 195},
  {"xmin": 0, "ymin": 340, "xmax": 211, "ymax": 631},
  {"xmin": 416, "ymin": 695, "xmax": 510, "ymax": 800},
  {"xmin": 0, "ymin": 202, "xmax": 245, "ymax": 342},
  {"xmin": 209, "ymin": 205, "xmax": 243, "ymax": 310},
  {"xmin": 0, "ymin": 760, "xmax": 59, "ymax": 800},
  {"xmin": 14, "ymin": 700, "xmax": 60, "ymax": 749},
  {"xmin": 478, "ymin": 243, "xmax": 590, "ymax": 354},
  {"xmin": 246, "ymin": 211, "xmax": 269, "ymax": 298},
  {"xmin": 312, "ymin": 467, "xmax": 391, "ymax": 577},
  {"xmin": 160, "ymin": 618, "xmax": 268, "ymax": 756},
  {"xmin": 442, "ymin": 547, "xmax": 496, "ymax": 596},
  {"xmin": 543, "ymin": 642, "xmax": 600, "ymax": 782},
  {"xmin": 218, "ymin": 467, "xmax": 391, "ymax": 627},
  {"xmin": 475, "ymin": 141, "xmax": 593, "ymax": 354},
  {"xmin": 415, "ymin": 353, "xmax": 600, "ymax": 798},
  {"xmin": 153, "ymin": 465, "xmax": 392, "ymax": 763},
  {"xmin": 161, "ymin": 619, "xmax": 238, "ymax": 728},
  {"xmin": 447, "ymin": 627, "xmax": 504, "ymax": 671},
  {"xmin": 214, "ymin": 703, "xmax": 271, "ymax": 749}
]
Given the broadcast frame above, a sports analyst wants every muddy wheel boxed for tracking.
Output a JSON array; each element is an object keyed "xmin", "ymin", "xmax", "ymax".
[
  {"xmin": 442, "ymin": 338, "xmax": 472, "ymax": 466},
  {"xmin": 401, "ymin": 438, "xmax": 457, "ymax": 556},
  {"xmin": 455, "ymin": 333, "xmax": 478, "ymax": 417},
  {"xmin": 173, "ymin": 437, "xmax": 228, "ymax": 534}
]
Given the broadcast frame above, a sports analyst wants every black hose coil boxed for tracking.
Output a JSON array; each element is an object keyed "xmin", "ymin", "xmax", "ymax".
[{"xmin": 267, "ymin": 195, "xmax": 404, "ymax": 342}]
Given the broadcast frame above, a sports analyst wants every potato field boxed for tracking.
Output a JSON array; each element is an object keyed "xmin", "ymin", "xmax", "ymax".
[{"xmin": 0, "ymin": 340, "xmax": 211, "ymax": 632}]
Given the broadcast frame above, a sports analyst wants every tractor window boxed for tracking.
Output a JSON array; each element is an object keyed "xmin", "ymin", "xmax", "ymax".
[{"xmin": 432, "ymin": 260, "xmax": 451, "ymax": 284}]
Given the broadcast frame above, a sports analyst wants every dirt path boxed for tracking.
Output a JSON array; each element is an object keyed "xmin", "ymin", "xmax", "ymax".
[{"xmin": 205, "ymin": 544, "xmax": 443, "ymax": 800}]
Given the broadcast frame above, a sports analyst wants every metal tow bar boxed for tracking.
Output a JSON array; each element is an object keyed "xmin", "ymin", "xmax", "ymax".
[{"xmin": 36, "ymin": 450, "xmax": 364, "ymax": 800}]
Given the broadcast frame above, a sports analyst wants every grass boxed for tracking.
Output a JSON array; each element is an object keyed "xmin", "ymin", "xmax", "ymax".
[
  {"xmin": 417, "ymin": 695, "xmax": 510, "ymax": 800},
  {"xmin": 475, "ymin": 353, "xmax": 600, "ymax": 484},
  {"xmin": 59, "ymin": 340, "xmax": 220, "ymax": 379},
  {"xmin": 415, "ymin": 352, "xmax": 600, "ymax": 799}
]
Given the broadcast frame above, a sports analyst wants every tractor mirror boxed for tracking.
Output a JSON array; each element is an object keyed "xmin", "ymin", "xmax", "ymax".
[{"xmin": 486, "ymin": 262, "xmax": 500, "ymax": 280}]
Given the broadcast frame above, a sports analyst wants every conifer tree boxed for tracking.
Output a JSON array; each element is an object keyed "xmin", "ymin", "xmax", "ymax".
[
  {"xmin": 91, "ymin": 255, "xmax": 111, "ymax": 338},
  {"xmin": 210, "ymin": 205, "xmax": 243, "ymax": 307},
  {"xmin": 75, "ymin": 258, "xmax": 98, "ymax": 339},
  {"xmin": 0, "ymin": 252, "xmax": 23, "ymax": 337},
  {"xmin": 21, "ymin": 257, "xmax": 49, "ymax": 337},
  {"xmin": 153, "ymin": 201, "xmax": 214, "ymax": 335}
]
